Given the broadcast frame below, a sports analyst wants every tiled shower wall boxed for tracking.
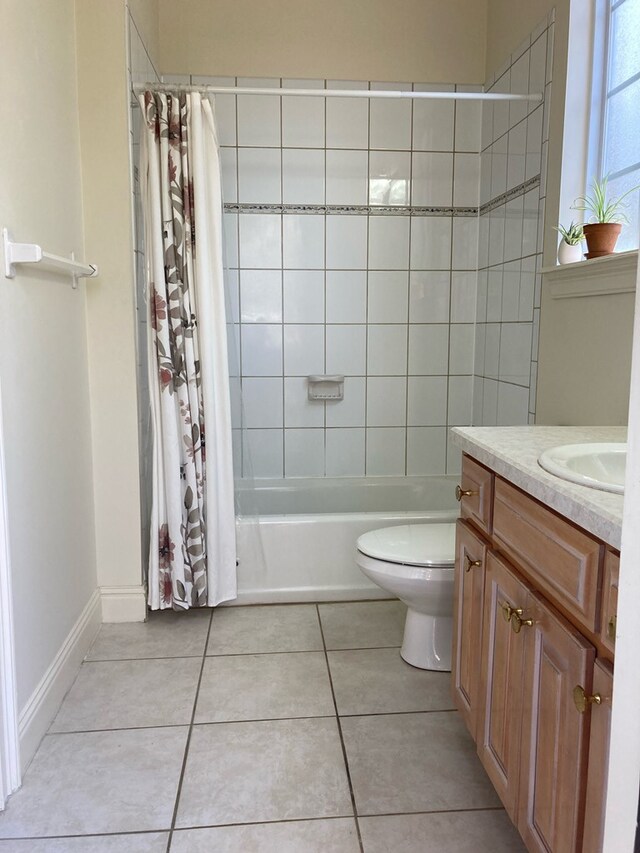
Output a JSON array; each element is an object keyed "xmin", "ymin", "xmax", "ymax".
[
  {"xmin": 160, "ymin": 76, "xmax": 482, "ymax": 479},
  {"xmin": 473, "ymin": 11, "xmax": 555, "ymax": 426}
]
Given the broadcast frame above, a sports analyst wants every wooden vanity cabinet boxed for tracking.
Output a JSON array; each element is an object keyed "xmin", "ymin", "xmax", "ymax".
[
  {"xmin": 451, "ymin": 519, "xmax": 486, "ymax": 739},
  {"xmin": 453, "ymin": 454, "xmax": 617, "ymax": 853},
  {"xmin": 492, "ymin": 477, "xmax": 602, "ymax": 634},
  {"xmin": 517, "ymin": 593, "xmax": 595, "ymax": 853},
  {"xmin": 477, "ymin": 552, "xmax": 595, "ymax": 846},
  {"xmin": 477, "ymin": 551, "xmax": 531, "ymax": 821},
  {"xmin": 582, "ymin": 659, "xmax": 614, "ymax": 853},
  {"xmin": 600, "ymin": 551, "xmax": 619, "ymax": 657},
  {"xmin": 458, "ymin": 455, "xmax": 493, "ymax": 535}
]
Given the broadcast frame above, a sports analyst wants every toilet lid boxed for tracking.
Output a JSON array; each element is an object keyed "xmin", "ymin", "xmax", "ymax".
[{"xmin": 357, "ymin": 523, "xmax": 456, "ymax": 568}]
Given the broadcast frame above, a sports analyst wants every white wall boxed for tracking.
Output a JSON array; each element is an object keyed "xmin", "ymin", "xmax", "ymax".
[
  {"xmin": 76, "ymin": 0, "xmax": 145, "ymax": 621},
  {"xmin": 0, "ymin": 0, "xmax": 98, "ymax": 715}
]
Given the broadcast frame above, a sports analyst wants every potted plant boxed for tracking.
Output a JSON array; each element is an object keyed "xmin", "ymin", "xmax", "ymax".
[
  {"xmin": 555, "ymin": 221, "xmax": 584, "ymax": 264},
  {"xmin": 572, "ymin": 176, "xmax": 639, "ymax": 259}
]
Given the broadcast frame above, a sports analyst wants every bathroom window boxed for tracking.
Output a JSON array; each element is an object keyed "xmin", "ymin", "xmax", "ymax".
[{"xmin": 589, "ymin": 0, "xmax": 640, "ymax": 250}]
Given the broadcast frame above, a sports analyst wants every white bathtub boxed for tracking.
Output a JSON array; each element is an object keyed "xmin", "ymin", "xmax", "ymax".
[{"xmin": 234, "ymin": 476, "xmax": 460, "ymax": 604}]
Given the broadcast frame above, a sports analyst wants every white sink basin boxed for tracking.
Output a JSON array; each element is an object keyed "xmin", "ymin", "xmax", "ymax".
[{"xmin": 538, "ymin": 443, "xmax": 627, "ymax": 494}]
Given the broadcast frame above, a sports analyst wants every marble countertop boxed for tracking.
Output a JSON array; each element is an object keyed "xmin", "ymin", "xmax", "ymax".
[{"xmin": 451, "ymin": 426, "xmax": 627, "ymax": 549}]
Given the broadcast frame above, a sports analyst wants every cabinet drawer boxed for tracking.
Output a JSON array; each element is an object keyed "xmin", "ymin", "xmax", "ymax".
[
  {"xmin": 493, "ymin": 478, "xmax": 602, "ymax": 633},
  {"xmin": 600, "ymin": 551, "xmax": 619, "ymax": 655},
  {"xmin": 458, "ymin": 455, "xmax": 493, "ymax": 535}
]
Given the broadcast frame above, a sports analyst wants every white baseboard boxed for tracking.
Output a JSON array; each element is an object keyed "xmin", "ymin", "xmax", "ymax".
[
  {"xmin": 18, "ymin": 589, "xmax": 102, "ymax": 773},
  {"xmin": 100, "ymin": 585, "xmax": 147, "ymax": 622}
]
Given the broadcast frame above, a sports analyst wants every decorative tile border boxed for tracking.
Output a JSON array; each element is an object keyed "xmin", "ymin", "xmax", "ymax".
[
  {"xmin": 222, "ymin": 178, "xmax": 539, "ymax": 219},
  {"xmin": 479, "ymin": 175, "xmax": 541, "ymax": 216},
  {"xmin": 222, "ymin": 202, "xmax": 480, "ymax": 218}
]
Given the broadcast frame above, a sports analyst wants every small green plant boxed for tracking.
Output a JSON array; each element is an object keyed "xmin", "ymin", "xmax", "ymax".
[
  {"xmin": 555, "ymin": 221, "xmax": 584, "ymax": 245},
  {"xmin": 572, "ymin": 176, "xmax": 639, "ymax": 224}
]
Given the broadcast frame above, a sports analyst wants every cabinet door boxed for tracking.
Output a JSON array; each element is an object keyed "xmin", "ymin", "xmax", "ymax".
[
  {"xmin": 518, "ymin": 593, "xmax": 595, "ymax": 853},
  {"xmin": 477, "ymin": 551, "xmax": 531, "ymax": 821},
  {"xmin": 582, "ymin": 659, "xmax": 614, "ymax": 853},
  {"xmin": 452, "ymin": 519, "xmax": 486, "ymax": 739}
]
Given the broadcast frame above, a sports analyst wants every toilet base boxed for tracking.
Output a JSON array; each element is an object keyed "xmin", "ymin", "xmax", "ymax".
[{"xmin": 400, "ymin": 608, "xmax": 452, "ymax": 671}]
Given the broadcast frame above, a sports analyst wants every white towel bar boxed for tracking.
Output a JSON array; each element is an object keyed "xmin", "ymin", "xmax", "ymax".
[{"xmin": 3, "ymin": 228, "xmax": 98, "ymax": 286}]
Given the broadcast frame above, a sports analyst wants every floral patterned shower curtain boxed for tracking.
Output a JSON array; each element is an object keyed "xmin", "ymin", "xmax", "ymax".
[{"xmin": 139, "ymin": 90, "xmax": 237, "ymax": 609}]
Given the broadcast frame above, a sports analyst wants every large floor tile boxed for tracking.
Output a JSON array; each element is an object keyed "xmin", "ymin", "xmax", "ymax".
[
  {"xmin": 0, "ymin": 834, "xmax": 168, "ymax": 852},
  {"xmin": 87, "ymin": 609, "xmax": 211, "ymax": 661},
  {"xmin": 318, "ymin": 601, "xmax": 406, "ymax": 650},
  {"xmin": 195, "ymin": 652, "xmax": 334, "ymax": 722},
  {"xmin": 328, "ymin": 648, "xmax": 454, "ymax": 715},
  {"xmin": 341, "ymin": 712, "xmax": 501, "ymax": 815},
  {"xmin": 171, "ymin": 818, "xmax": 360, "ymax": 852},
  {"xmin": 175, "ymin": 717, "xmax": 352, "ymax": 827},
  {"xmin": 359, "ymin": 810, "xmax": 526, "ymax": 852},
  {"xmin": 51, "ymin": 658, "xmax": 201, "ymax": 732},
  {"xmin": 0, "ymin": 728, "xmax": 188, "ymax": 837},
  {"xmin": 207, "ymin": 605, "xmax": 323, "ymax": 654}
]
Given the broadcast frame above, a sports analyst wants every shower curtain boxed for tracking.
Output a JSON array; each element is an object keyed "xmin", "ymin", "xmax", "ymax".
[{"xmin": 139, "ymin": 90, "xmax": 237, "ymax": 609}]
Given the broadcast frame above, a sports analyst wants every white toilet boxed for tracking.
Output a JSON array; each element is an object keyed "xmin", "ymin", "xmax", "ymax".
[{"xmin": 355, "ymin": 523, "xmax": 456, "ymax": 671}]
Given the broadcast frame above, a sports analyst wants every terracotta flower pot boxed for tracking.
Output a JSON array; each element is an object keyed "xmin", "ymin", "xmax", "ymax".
[{"xmin": 582, "ymin": 223, "xmax": 622, "ymax": 259}]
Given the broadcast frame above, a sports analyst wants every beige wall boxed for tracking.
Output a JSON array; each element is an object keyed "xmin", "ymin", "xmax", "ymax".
[
  {"xmin": 129, "ymin": 0, "xmax": 160, "ymax": 69},
  {"xmin": 536, "ymin": 287, "xmax": 634, "ymax": 425},
  {"xmin": 76, "ymin": 1, "xmax": 144, "ymax": 610},
  {"xmin": 486, "ymin": 0, "xmax": 564, "ymax": 75},
  {"xmin": 159, "ymin": 0, "xmax": 488, "ymax": 82},
  {"xmin": 0, "ymin": 1, "xmax": 98, "ymax": 711}
]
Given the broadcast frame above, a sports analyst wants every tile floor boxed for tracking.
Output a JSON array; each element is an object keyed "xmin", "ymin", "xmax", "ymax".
[{"xmin": 0, "ymin": 601, "xmax": 526, "ymax": 852}]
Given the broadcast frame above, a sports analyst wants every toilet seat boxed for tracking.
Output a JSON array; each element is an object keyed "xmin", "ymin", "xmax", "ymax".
[{"xmin": 357, "ymin": 523, "xmax": 455, "ymax": 569}]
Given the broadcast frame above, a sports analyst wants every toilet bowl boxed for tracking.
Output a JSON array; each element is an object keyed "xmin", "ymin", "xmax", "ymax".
[{"xmin": 355, "ymin": 523, "xmax": 456, "ymax": 671}]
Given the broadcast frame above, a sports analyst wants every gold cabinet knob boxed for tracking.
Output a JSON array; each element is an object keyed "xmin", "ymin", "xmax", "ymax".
[
  {"xmin": 607, "ymin": 615, "xmax": 617, "ymax": 642},
  {"xmin": 573, "ymin": 684, "xmax": 602, "ymax": 714},
  {"xmin": 455, "ymin": 485, "xmax": 477, "ymax": 501},
  {"xmin": 510, "ymin": 612, "xmax": 533, "ymax": 633},
  {"xmin": 464, "ymin": 554, "xmax": 482, "ymax": 572}
]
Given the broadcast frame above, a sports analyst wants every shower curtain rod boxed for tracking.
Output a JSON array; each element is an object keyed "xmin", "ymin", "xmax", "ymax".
[{"xmin": 134, "ymin": 83, "xmax": 542, "ymax": 102}]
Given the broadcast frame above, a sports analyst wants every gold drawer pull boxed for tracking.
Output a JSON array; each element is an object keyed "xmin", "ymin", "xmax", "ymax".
[
  {"xmin": 573, "ymin": 685, "xmax": 602, "ymax": 714},
  {"xmin": 455, "ymin": 485, "xmax": 477, "ymax": 501},
  {"xmin": 464, "ymin": 555, "xmax": 482, "ymax": 572},
  {"xmin": 511, "ymin": 612, "xmax": 533, "ymax": 633},
  {"xmin": 607, "ymin": 615, "xmax": 617, "ymax": 642},
  {"xmin": 500, "ymin": 602, "xmax": 521, "ymax": 623}
]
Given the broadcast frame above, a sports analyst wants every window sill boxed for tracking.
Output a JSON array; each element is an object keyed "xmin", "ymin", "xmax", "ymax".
[{"xmin": 541, "ymin": 250, "xmax": 638, "ymax": 299}]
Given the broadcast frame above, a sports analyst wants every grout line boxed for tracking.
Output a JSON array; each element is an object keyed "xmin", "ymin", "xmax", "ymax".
[
  {"xmin": 323, "ymin": 80, "xmax": 329, "ymax": 474},
  {"xmin": 44, "ymin": 707, "xmax": 458, "ymax": 739},
  {"xmin": 315, "ymin": 604, "xmax": 365, "ymax": 853},
  {"xmin": 279, "ymin": 80, "xmax": 287, "ymax": 477},
  {"xmin": 279, "ymin": 81, "xmax": 286, "ymax": 473},
  {"xmin": 84, "ymin": 652, "xmax": 208, "ymax": 663},
  {"xmin": 232, "ymin": 78, "xmax": 245, "ymax": 477},
  {"xmin": 165, "ymin": 608, "xmax": 215, "ymax": 852},
  {"xmin": 403, "ymin": 87, "xmax": 416, "ymax": 476},
  {"xmin": 0, "ymin": 806, "xmax": 507, "ymax": 842},
  {"xmin": 363, "ymin": 81, "xmax": 372, "ymax": 477}
]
